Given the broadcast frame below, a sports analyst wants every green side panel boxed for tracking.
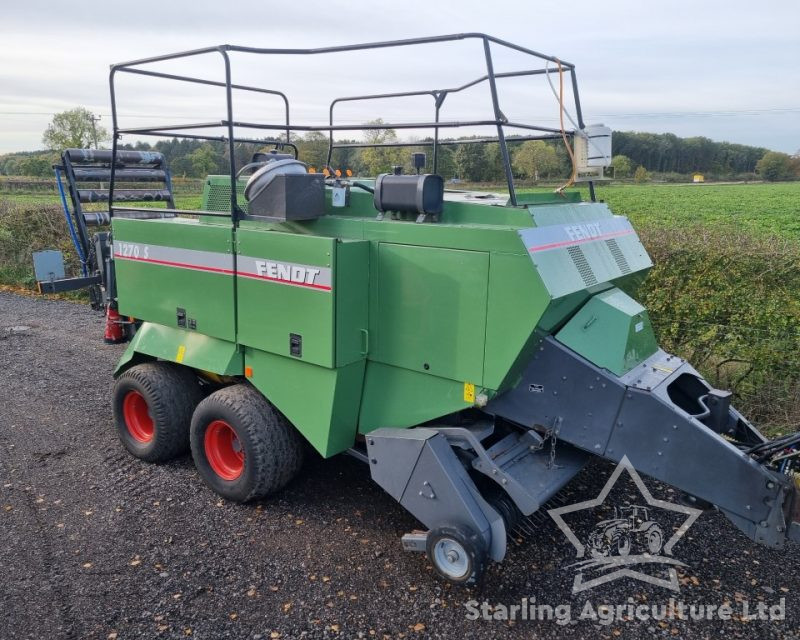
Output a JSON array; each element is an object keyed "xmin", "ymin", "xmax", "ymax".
[
  {"xmin": 254, "ymin": 213, "xmax": 532, "ymax": 255},
  {"xmin": 360, "ymin": 220, "xmax": 526, "ymax": 254},
  {"xmin": 375, "ymin": 243, "xmax": 489, "ymax": 384},
  {"xmin": 114, "ymin": 322, "xmax": 243, "ymax": 376},
  {"xmin": 112, "ymin": 218, "xmax": 236, "ymax": 341},
  {"xmin": 236, "ymin": 229, "xmax": 336, "ymax": 368},
  {"xmin": 537, "ymin": 288, "xmax": 595, "ymax": 333},
  {"xmin": 518, "ymin": 191, "xmax": 582, "ymax": 206},
  {"xmin": 358, "ymin": 361, "xmax": 471, "ymax": 433},
  {"xmin": 335, "ymin": 240, "xmax": 370, "ymax": 367},
  {"xmin": 555, "ymin": 288, "xmax": 658, "ymax": 376},
  {"xmin": 245, "ymin": 348, "xmax": 365, "ymax": 457},
  {"xmin": 483, "ymin": 252, "xmax": 551, "ymax": 391}
]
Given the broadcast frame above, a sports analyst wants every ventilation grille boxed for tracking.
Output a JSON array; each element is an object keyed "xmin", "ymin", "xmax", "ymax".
[
  {"xmin": 204, "ymin": 181, "xmax": 248, "ymax": 213},
  {"xmin": 567, "ymin": 246, "xmax": 598, "ymax": 286},
  {"xmin": 605, "ymin": 238, "xmax": 631, "ymax": 274}
]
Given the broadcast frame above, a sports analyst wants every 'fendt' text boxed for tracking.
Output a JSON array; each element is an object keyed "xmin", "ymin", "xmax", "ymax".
[
  {"xmin": 254, "ymin": 260, "xmax": 321, "ymax": 285},
  {"xmin": 564, "ymin": 222, "xmax": 603, "ymax": 241}
]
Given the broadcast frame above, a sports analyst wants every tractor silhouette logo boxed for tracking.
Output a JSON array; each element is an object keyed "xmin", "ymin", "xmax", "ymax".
[
  {"xmin": 587, "ymin": 505, "xmax": 664, "ymax": 558},
  {"xmin": 549, "ymin": 456, "xmax": 703, "ymax": 593}
]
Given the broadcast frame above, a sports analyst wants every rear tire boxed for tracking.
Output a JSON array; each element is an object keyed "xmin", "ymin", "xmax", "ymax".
[
  {"xmin": 189, "ymin": 384, "xmax": 305, "ymax": 502},
  {"xmin": 112, "ymin": 362, "xmax": 203, "ymax": 462}
]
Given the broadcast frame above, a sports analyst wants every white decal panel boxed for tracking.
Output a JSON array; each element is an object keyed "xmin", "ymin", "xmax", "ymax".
[
  {"xmin": 113, "ymin": 241, "xmax": 332, "ymax": 292},
  {"xmin": 521, "ymin": 216, "xmax": 637, "ymax": 253},
  {"xmin": 237, "ymin": 256, "xmax": 332, "ymax": 291}
]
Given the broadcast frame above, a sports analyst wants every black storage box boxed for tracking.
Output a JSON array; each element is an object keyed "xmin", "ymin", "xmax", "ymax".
[{"xmin": 245, "ymin": 173, "xmax": 326, "ymax": 221}]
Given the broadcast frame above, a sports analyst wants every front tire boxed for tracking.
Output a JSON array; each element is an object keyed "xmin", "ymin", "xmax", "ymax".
[
  {"xmin": 645, "ymin": 524, "xmax": 664, "ymax": 554},
  {"xmin": 112, "ymin": 362, "xmax": 203, "ymax": 462},
  {"xmin": 190, "ymin": 384, "xmax": 304, "ymax": 502},
  {"xmin": 426, "ymin": 525, "xmax": 487, "ymax": 585},
  {"xmin": 616, "ymin": 533, "xmax": 631, "ymax": 556}
]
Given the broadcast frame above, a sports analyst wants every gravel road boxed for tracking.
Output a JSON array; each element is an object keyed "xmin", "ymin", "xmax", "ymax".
[{"xmin": 1, "ymin": 290, "xmax": 799, "ymax": 640}]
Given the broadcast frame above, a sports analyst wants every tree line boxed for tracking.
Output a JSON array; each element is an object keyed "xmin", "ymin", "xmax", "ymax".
[
  {"xmin": 1, "ymin": 108, "xmax": 797, "ymax": 182},
  {"xmin": 612, "ymin": 131, "xmax": 768, "ymax": 175}
]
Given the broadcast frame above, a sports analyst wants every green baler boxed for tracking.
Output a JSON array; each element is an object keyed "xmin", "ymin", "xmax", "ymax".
[
  {"xmin": 104, "ymin": 35, "xmax": 800, "ymax": 584},
  {"xmin": 114, "ymin": 185, "xmax": 650, "ymax": 455}
]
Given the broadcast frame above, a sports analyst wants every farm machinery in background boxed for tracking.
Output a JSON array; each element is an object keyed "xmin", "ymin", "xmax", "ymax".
[
  {"xmin": 36, "ymin": 34, "xmax": 800, "ymax": 585},
  {"xmin": 34, "ymin": 148, "xmax": 176, "ymax": 342}
]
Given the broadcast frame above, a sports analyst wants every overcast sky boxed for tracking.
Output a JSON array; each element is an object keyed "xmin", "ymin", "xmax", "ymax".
[{"xmin": 1, "ymin": 0, "xmax": 798, "ymax": 154}]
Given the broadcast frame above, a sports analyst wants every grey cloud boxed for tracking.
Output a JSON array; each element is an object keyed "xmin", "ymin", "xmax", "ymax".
[{"xmin": 1, "ymin": 0, "xmax": 798, "ymax": 153}]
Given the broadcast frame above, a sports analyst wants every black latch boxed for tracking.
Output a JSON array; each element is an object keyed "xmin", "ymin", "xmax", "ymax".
[
  {"xmin": 706, "ymin": 388, "xmax": 733, "ymax": 433},
  {"xmin": 289, "ymin": 333, "xmax": 302, "ymax": 358},
  {"xmin": 176, "ymin": 307, "xmax": 186, "ymax": 328}
]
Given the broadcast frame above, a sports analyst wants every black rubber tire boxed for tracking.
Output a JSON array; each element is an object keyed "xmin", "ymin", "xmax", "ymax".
[
  {"xmin": 112, "ymin": 362, "xmax": 204, "ymax": 463},
  {"xmin": 487, "ymin": 491, "xmax": 522, "ymax": 535},
  {"xmin": 189, "ymin": 384, "xmax": 305, "ymax": 502},
  {"xmin": 426, "ymin": 524, "xmax": 488, "ymax": 586}
]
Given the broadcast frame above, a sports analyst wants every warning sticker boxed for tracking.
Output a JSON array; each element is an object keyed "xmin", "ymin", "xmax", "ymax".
[{"xmin": 463, "ymin": 382, "xmax": 476, "ymax": 404}]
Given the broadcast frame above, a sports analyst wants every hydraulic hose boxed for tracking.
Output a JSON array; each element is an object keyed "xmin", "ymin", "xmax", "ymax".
[{"xmin": 54, "ymin": 167, "xmax": 88, "ymax": 277}]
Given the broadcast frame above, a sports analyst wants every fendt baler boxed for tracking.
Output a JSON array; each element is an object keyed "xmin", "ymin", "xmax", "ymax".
[{"xmin": 99, "ymin": 35, "xmax": 800, "ymax": 584}]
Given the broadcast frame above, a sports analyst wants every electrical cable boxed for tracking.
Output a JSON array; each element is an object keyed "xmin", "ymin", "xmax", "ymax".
[
  {"xmin": 552, "ymin": 60, "xmax": 577, "ymax": 194},
  {"xmin": 545, "ymin": 62, "xmax": 581, "ymax": 132},
  {"xmin": 545, "ymin": 60, "xmax": 609, "ymax": 168}
]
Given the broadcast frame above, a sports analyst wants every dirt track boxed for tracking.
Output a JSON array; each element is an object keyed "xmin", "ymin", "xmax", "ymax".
[{"xmin": 1, "ymin": 291, "xmax": 799, "ymax": 639}]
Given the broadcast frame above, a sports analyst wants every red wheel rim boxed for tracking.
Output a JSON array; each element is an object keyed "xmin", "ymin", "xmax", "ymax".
[
  {"xmin": 122, "ymin": 390, "xmax": 154, "ymax": 443},
  {"xmin": 204, "ymin": 420, "xmax": 244, "ymax": 480}
]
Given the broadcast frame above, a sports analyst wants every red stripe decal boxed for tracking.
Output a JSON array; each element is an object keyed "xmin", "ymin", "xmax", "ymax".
[
  {"xmin": 528, "ymin": 229, "xmax": 635, "ymax": 253},
  {"xmin": 114, "ymin": 254, "xmax": 234, "ymax": 274},
  {"xmin": 115, "ymin": 253, "xmax": 331, "ymax": 291}
]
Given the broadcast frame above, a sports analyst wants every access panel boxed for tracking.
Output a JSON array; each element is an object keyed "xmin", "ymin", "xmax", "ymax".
[
  {"xmin": 374, "ymin": 243, "xmax": 489, "ymax": 384},
  {"xmin": 236, "ymin": 229, "xmax": 368, "ymax": 369}
]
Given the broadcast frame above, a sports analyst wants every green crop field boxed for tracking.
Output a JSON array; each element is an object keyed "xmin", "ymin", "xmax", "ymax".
[
  {"xmin": 3, "ymin": 180, "xmax": 799, "ymax": 237},
  {"xmin": 514, "ymin": 181, "xmax": 800, "ymax": 238},
  {"xmin": 593, "ymin": 182, "xmax": 800, "ymax": 236}
]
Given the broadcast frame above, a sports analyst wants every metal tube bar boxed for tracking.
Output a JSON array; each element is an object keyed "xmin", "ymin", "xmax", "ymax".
[
  {"xmin": 221, "ymin": 49, "xmax": 239, "ymax": 223},
  {"xmin": 112, "ymin": 45, "xmax": 227, "ymax": 70},
  {"xmin": 568, "ymin": 67, "xmax": 596, "ymax": 202},
  {"xmin": 118, "ymin": 67, "xmax": 291, "ymax": 142},
  {"xmin": 433, "ymin": 96, "xmax": 442, "ymax": 174},
  {"xmin": 213, "ymin": 120, "xmax": 562, "ymax": 133},
  {"xmin": 108, "ymin": 68, "xmax": 119, "ymax": 218},
  {"xmin": 112, "ymin": 206, "xmax": 230, "ymax": 218},
  {"xmin": 113, "ymin": 34, "xmax": 573, "ymax": 70},
  {"xmin": 117, "ymin": 119, "xmax": 565, "ymax": 136},
  {"xmin": 227, "ymin": 34, "xmax": 572, "ymax": 65},
  {"xmin": 119, "ymin": 130, "xmax": 297, "ymax": 151},
  {"xmin": 118, "ymin": 67, "xmax": 287, "ymax": 99},
  {"xmin": 482, "ymin": 38, "xmax": 516, "ymax": 206},
  {"xmin": 117, "ymin": 121, "xmax": 226, "ymax": 134},
  {"xmin": 331, "ymin": 133, "xmax": 563, "ymax": 149},
  {"xmin": 110, "ymin": 34, "xmax": 583, "ymax": 206}
]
